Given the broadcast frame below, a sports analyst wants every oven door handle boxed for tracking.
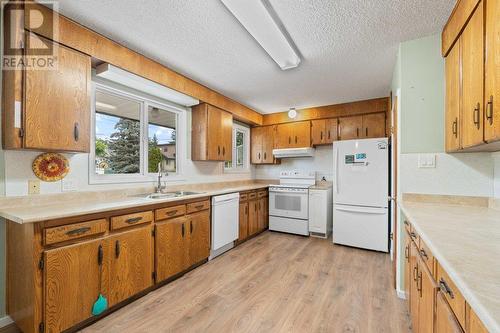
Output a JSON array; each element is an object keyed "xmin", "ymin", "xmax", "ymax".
[{"xmin": 335, "ymin": 206, "xmax": 386, "ymax": 214}]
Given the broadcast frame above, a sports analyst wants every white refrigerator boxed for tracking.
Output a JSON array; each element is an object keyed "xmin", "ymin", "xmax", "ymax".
[{"xmin": 332, "ymin": 138, "xmax": 389, "ymax": 252}]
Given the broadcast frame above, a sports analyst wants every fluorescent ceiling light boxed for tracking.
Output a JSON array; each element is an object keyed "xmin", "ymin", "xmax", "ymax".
[
  {"xmin": 96, "ymin": 63, "xmax": 199, "ymax": 107},
  {"xmin": 220, "ymin": 0, "xmax": 301, "ymax": 70}
]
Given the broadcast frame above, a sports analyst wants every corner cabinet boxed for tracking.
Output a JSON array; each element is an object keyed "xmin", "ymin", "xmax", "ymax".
[
  {"xmin": 2, "ymin": 35, "xmax": 91, "ymax": 152},
  {"xmin": 191, "ymin": 103, "xmax": 233, "ymax": 161}
]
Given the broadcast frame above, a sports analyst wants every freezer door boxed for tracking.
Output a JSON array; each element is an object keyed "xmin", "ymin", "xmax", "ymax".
[
  {"xmin": 332, "ymin": 204, "xmax": 389, "ymax": 252},
  {"xmin": 333, "ymin": 138, "xmax": 388, "ymax": 207}
]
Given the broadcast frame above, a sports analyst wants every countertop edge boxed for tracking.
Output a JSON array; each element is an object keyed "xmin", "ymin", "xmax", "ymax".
[{"xmin": 399, "ymin": 202, "xmax": 500, "ymax": 333}]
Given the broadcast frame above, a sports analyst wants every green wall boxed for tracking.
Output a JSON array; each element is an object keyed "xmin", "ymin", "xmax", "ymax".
[{"xmin": 400, "ymin": 34, "xmax": 445, "ymax": 153}]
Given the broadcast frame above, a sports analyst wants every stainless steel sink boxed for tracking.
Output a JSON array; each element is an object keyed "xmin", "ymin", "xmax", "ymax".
[{"xmin": 134, "ymin": 191, "xmax": 204, "ymax": 199}]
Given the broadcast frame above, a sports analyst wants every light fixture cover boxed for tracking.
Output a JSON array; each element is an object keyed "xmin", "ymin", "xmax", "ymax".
[
  {"xmin": 96, "ymin": 63, "xmax": 199, "ymax": 107},
  {"xmin": 288, "ymin": 108, "xmax": 297, "ymax": 119},
  {"xmin": 220, "ymin": 0, "xmax": 301, "ymax": 70}
]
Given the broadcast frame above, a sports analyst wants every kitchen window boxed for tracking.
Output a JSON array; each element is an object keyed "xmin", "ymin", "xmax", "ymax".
[
  {"xmin": 224, "ymin": 123, "xmax": 250, "ymax": 172},
  {"xmin": 90, "ymin": 82, "xmax": 186, "ymax": 183}
]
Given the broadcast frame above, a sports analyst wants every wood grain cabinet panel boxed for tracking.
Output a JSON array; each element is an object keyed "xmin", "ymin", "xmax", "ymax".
[
  {"xmin": 436, "ymin": 291, "xmax": 464, "ymax": 333},
  {"xmin": 186, "ymin": 200, "xmax": 210, "ymax": 214},
  {"xmin": 445, "ymin": 40, "xmax": 462, "ymax": 152},
  {"xmin": 276, "ymin": 122, "xmax": 295, "ymax": 148},
  {"xmin": 437, "ymin": 262, "xmax": 467, "ymax": 329},
  {"xmin": 361, "ymin": 113, "xmax": 386, "ymax": 138},
  {"xmin": 403, "ymin": 231, "xmax": 411, "ymax": 302},
  {"xmin": 108, "ymin": 226, "xmax": 153, "ymax": 306},
  {"xmin": 311, "ymin": 119, "xmax": 327, "ymax": 145},
  {"xmin": 276, "ymin": 121, "xmax": 311, "ymax": 148},
  {"xmin": 409, "ymin": 242, "xmax": 420, "ymax": 333},
  {"xmin": 325, "ymin": 118, "xmax": 339, "ymax": 143},
  {"xmin": 44, "ymin": 238, "xmax": 108, "ymax": 333},
  {"xmin": 155, "ymin": 217, "xmax": 189, "ymax": 282},
  {"xmin": 467, "ymin": 304, "xmax": 489, "ymax": 333},
  {"xmin": 461, "ymin": 2, "xmax": 485, "ymax": 148},
  {"xmin": 248, "ymin": 198, "xmax": 259, "ymax": 236},
  {"xmin": 251, "ymin": 126, "xmax": 278, "ymax": 164},
  {"xmin": 339, "ymin": 116, "xmax": 363, "ymax": 140},
  {"xmin": 155, "ymin": 205, "xmax": 186, "ymax": 221},
  {"xmin": 23, "ymin": 36, "xmax": 91, "ymax": 152},
  {"xmin": 44, "ymin": 219, "xmax": 107, "ymax": 245},
  {"xmin": 239, "ymin": 202, "xmax": 249, "ymax": 241},
  {"xmin": 484, "ymin": 0, "xmax": 500, "ymax": 142},
  {"xmin": 187, "ymin": 210, "xmax": 210, "ymax": 265},
  {"xmin": 110, "ymin": 211, "xmax": 153, "ymax": 230},
  {"xmin": 418, "ymin": 256, "xmax": 436, "ymax": 333}
]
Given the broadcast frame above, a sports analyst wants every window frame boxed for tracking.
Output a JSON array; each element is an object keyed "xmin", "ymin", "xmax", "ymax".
[
  {"xmin": 89, "ymin": 81, "xmax": 187, "ymax": 184},
  {"xmin": 224, "ymin": 122, "xmax": 250, "ymax": 173}
]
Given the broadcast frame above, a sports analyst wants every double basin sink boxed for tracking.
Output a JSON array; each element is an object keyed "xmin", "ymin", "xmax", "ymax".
[{"xmin": 135, "ymin": 190, "xmax": 204, "ymax": 200}]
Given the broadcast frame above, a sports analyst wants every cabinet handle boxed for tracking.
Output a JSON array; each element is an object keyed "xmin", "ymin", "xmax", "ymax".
[
  {"xmin": 66, "ymin": 227, "xmax": 91, "ymax": 236},
  {"xmin": 452, "ymin": 118, "xmax": 458, "ymax": 137},
  {"xmin": 74, "ymin": 123, "xmax": 79, "ymax": 141},
  {"xmin": 167, "ymin": 210, "xmax": 178, "ymax": 216},
  {"xmin": 365, "ymin": 128, "xmax": 368, "ymax": 137},
  {"xmin": 190, "ymin": 221, "xmax": 193, "ymax": 234},
  {"xmin": 126, "ymin": 217, "xmax": 142, "ymax": 224},
  {"xmin": 410, "ymin": 232, "xmax": 417, "ymax": 240},
  {"xmin": 295, "ymin": 136, "xmax": 298, "ymax": 143},
  {"xmin": 439, "ymin": 278, "xmax": 455, "ymax": 299},
  {"xmin": 258, "ymin": 152, "xmax": 261, "ymax": 160},
  {"xmin": 473, "ymin": 103, "xmax": 480, "ymax": 129},
  {"xmin": 356, "ymin": 128, "xmax": 359, "ymax": 137},
  {"xmin": 181, "ymin": 223, "xmax": 185, "ymax": 238},
  {"xmin": 486, "ymin": 95, "xmax": 494, "ymax": 125},
  {"xmin": 420, "ymin": 249, "xmax": 428, "ymax": 260},
  {"xmin": 413, "ymin": 266, "xmax": 418, "ymax": 281},
  {"xmin": 194, "ymin": 204, "xmax": 204, "ymax": 209},
  {"xmin": 328, "ymin": 130, "xmax": 331, "ymax": 140},
  {"xmin": 404, "ymin": 245, "xmax": 409, "ymax": 260},
  {"xmin": 264, "ymin": 152, "xmax": 267, "ymax": 160},
  {"xmin": 97, "ymin": 244, "xmax": 103, "ymax": 266},
  {"xmin": 418, "ymin": 271, "xmax": 423, "ymax": 297},
  {"xmin": 320, "ymin": 131, "xmax": 323, "ymax": 140},
  {"xmin": 223, "ymin": 146, "xmax": 225, "ymax": 156},
  {"xmin": 289, "ymin": 136, "xmax": 291, "ymax": 144},
  {"xmin": 218, "ymin": 146, "xmax": 221, "ymax": 156},
  {"xmin": 115, "ymin": 240, "xmax": 120, "ymax": 258}
]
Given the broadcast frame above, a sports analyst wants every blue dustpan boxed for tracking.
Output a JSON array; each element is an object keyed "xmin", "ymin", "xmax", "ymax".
[{"xmin": 92, "ymin": 293, "xmax": 108, "ymax": 316}]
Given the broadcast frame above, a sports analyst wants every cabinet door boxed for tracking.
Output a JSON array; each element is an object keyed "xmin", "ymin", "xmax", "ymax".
[
  {"xmin": 24, "ymin": 37, "xmax": 91, "ymax": 152},
  {"xmin": 325, "ymin": 118, "xmax": 338, "ymax": 143},
  {"xmin": 403, "ymin": 231, "xmax": 411, "ymax": 302},
  {"xmin": 362, "ymin": 113, "xmax": 386, "ymax": 138},
  {"xmin": 262, "ymin": 126, "xmax": 276, "ymax": 163},
  {"xmin": 257, "ymin": 197, "xmax": 267, "ymax": 232},
  {"xmin": 220, "ymin": 109, "xmax": 233, "ymax": 161},
  {"xmin": 484, "ymin": 0, "xmax": 500, "ymax": 142},
  {"xmin": 251, "ymin": 127, "xmax": 263, "ymax": 164},
  {"xmin": 409, "ymin": 242, "xmax": 420, "ymax": 333},
  {"xmin": 339, "ymin": 116, "xmax": 362, "ymax": 140},
  {"xmin": 248, "ymin": 199, "xmax": 259, "ymax": 236},
  {"xmin": 311, "ymin": 119, "xmax": 326, "ymax": 145},
  {"xmin": 461, "ymin": 2, "xmax": 485, "ymax": 148},
  {"xmin": 468, "ymin": 305, "xmax": 488, "ymax": 333},
  {"xmin": 44, "ymin": 238, "xmax": 108, "ymax": 333},
  {"xmin": 308, "ymin": 190, "xmax": 326, "ymax": 234},
  {"xmin": 239, "ymin": 202, "xmax": 249, "ymax": 241},
  {"xmin": 291, "ymin": 121, "xmax": 311, "ymax": 147},
  {"xmin": 108, "ymin": 226, "xmax": 153, "ymax": 306},
  {"xmin": 435, "ymin": 292, "xmax": 463, "ymax": 333},
  {"xmin": 263, "ymin": 196, "xmax": 269, "ymax": 229},
  {"xmin": 276, "ymin": 123, "xmax": 294, "ymax": 148},
  {"xmin": 187, "ymin": 210, "xmax": 210, "ymax": 265},
  {"xmin": 207, "ymin": 105, "xmax": 223, "ymax": 161},
  {"xmin": 155, "ymin": 216, "xmax": 189, "ymax": 282},
  {"xmin": 445, "ymin": 41, "xmax": 462, "ymax": 151},
  {"xmin": 418, "ymin": 258, "xmax": 436, "ymax": 333}
]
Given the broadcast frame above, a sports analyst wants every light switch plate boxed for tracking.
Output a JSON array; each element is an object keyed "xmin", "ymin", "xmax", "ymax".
[
  {"xmin": 62, "ymin": 179, "xmax": 77, "ymax": 192},
  {"xmin": 418, "ymin": 154, "xmax": 436, "ymax": 168},
  {"xmin": 28, "ymin": 180, "xmax": 40, "ymax": 195}
]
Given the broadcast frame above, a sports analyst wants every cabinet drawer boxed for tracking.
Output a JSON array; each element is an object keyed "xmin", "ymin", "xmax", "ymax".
[
  {"xmin": 156, "ymin": 205, "xmax": 186, "ymax": 221},
  {"xmin": 248, "ymin": 192, "xmax": 257, "ymax": 200},
  {"xmin": 437, "ymin": 262, "xmax": 466, "ymax": 328},
  {"xmin": 240, "ymin": 193, "xmax": 248, "ymax": 202},
  {"xmin": 257, "ymin": 190, "xmax": 267, "ymax": 198},
  {"xmin": 186, "ymin": 200, "xmax": 210, "ymax": 214},
  {"xmin": 111, "ymin": 211, "xmax": 153, "ymax": 230},
  {"xmin": 44, "ymin": 219, "xmax": 108, "ymax": 245},
  {"xmin": 419, "ymin": 238, "xmax": 435, "ymax": 277}
]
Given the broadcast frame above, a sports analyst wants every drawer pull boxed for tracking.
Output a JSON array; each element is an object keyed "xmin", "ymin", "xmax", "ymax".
[
  {"xmin": 486, "ymin": 95, "xmax": 494, "ymax": 125},
  {"xmin": 410, "ymin": 232, "xmax": 417, "ymax": 240},
  {"xmin": 413, "ymin": 266, "xmax": 418, "ymax": 281},
  {"xmin": 473, "ymin": 103, "xmax": 480, "ymax": 129},
  {"xmin": 420, "ymin": 249, "xmax": 428, "ymax": 259},
  {"xmin": 439, "ymin": 278, "xmax": 455, "ymax": 299},
  {"xmin": 66, "ymin": 227, "xmax": 91, "ymax": 236},
  {"xmin": 194, "ymin": 204, "xmax": 204, "ymax": 209},
  {"xmin": 74, "ymin": 122, "xmax": 80, "ymax": 141},
  {"xmin": 452, "ymin": 118, "xmax": 458, "ymax": 136},
  {"xmin": 167, "ymin": 210, "xmax": 178, "ymax": 216},
  {"xmin": 418, "ymin": 271, "xmax": 423, "ymax": 297},
  {"xmin": 126, "ymin": 217, "xmax": 142, "ymax": 224}
]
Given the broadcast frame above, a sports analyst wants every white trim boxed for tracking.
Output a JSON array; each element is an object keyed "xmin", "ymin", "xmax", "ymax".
[
  {"xmin": 224, "ymin": 123, "xmax": 251, "ymax": 174},
  {"xmin": 397, "ymin": 289, "xmax": 407, "ymax": 300},
  {"xmin": 0, "ymin": 315, "xmax": 13, "ymax": 328}
]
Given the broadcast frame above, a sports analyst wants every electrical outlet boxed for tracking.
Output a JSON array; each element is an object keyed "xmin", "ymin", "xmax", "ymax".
[
  {"xmin": 28, "ymin": 180, "xmax": 40, "ymax": 195},
  {"xmin": 418, "ymin": 154, "xmax": 436, "ymax": 168}
]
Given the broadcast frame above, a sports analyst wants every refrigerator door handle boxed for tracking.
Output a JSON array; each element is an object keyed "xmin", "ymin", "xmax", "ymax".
[
  {"xmin": 335, "ymin": 206, "xmax": 386, "ymax": 214},
  {"xmin": 333, "ymin": 147, "xmax": 339, "ymax": 194}
]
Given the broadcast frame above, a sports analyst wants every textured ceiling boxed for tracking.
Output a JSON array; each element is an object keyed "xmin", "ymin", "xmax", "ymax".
[{"xmin": 55, "ymin": 0, "xmax": 454, "ymax": 113}]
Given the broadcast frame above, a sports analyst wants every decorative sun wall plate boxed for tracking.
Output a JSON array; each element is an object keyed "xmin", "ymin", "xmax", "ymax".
[{"xmin": 32, "ymin": 153, "xmax": 70, "ymax": 182}]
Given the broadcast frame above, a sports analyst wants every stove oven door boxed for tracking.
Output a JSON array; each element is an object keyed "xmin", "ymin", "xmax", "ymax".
[{"xmin": 269, "ymin": 189, "xmax": 308, "ymax": 220}]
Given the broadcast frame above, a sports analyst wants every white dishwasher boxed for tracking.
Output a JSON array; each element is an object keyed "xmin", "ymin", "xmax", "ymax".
[{"xmin": 210, "ymin": 192, "xmax": 240, "ymax": 260}]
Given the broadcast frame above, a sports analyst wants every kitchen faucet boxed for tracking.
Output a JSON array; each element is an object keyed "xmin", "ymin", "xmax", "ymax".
[{"xmin": 156, "ymin": 162, "xmax": 167, "ymax": 193}]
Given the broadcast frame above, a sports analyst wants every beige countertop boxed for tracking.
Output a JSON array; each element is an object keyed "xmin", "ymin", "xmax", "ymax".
[
  {"xmin": 0, "ymin": 181, "xmax": 271, "ymax": 224},
  {"xmin": 399, "ymin": 197, "xmax": 500, "ymax": 332}
]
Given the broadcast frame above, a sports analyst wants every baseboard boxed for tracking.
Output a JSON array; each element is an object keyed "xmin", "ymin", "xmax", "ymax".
[
  {"xmin": 397, "ymin": 289, "xmax": 407, "ymax": 300},
  {"xmin": 0, "ymin": 317, "xmax": 13, "ymax": 329}
]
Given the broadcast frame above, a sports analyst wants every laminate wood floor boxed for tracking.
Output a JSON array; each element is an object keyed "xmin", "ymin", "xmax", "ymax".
[{"xmin": 81, "ymin": 232, "xmax": 411, "ymax": 333}]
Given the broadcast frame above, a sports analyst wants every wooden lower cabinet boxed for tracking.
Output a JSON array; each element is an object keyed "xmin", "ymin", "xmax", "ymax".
[
  {"xmin": 403, "ymin": 231, "xmax": 411, "ymax": 300},
  {"xmin": 187, "ymin": 210, "xmax": 210, "ymax": 264},
  {"xmin": 44, "ymin": 238, "xmax": 109, "ymax": 333},
  {"xmin": 436, "ymin": 291, "xmax": 464, "ymax": 333},
  {"xmin": 239, "ymin": 201, "xmax": 249, "ymax": 241},
  {"xmin": 409, "ymin": 241, "xmax": 420, "ymax": 333},
  {"xmin": 108, "ymin": 226, "xmax": 153, "ymax": 307},
  {"xmin": 418, "ymin": 256, "xmax": 436, "ymax": 333},
  {"xmin": 248, "ymin": 198, "xmax": 259, "ymax": 236}
]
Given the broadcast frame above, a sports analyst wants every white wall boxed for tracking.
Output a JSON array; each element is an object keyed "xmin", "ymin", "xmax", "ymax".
[{"xmin": 255, "ymin": 145, "xmax": 333, "ymax": 181}]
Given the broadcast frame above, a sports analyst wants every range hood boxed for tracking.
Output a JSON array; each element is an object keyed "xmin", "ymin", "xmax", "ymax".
[{"xmin": 272, "ymin": 147, "xmax": 315, "ymax": 158}]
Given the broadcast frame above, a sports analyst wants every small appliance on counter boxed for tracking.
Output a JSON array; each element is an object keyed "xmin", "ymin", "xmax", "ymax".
[
  {"xmin": 268, "ymin": 170, "xmax": 316, "ymax": 236},
  {"xmin": 332, "ymin": 138, "xmax": 390, "ymax": 252}
]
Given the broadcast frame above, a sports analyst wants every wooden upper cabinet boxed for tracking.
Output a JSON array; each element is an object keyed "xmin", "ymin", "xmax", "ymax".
[
  {"xmin": 325, "ymin": 118, "xmax": 339, "ymax": 143},
  {"xmin": 191, "ymin": 103, "xmax": 233, "ymax": 161},
  {"xmin": 435, "ymin": 291, "xmax": 464, "ymax": 333},
  {"xmin": 361, "ymin": 113, "xmax": 386, "ymax": 138},
  {"xmin": 292, "ymin": 121, "xmax": 311, "ymax": 147},
  {"xmin": 461, "ymin": 2, "xmax": 485, "ymax": 148},
  {"xmin": 3, "ymin": 36, "xmax": 91, "ymax": 152},
  {"xmin": 484, "ymin": 0, "xmax": 500, "ymax": 142},
  {"xmin": 276, "ymin": 122, "xmax": 294, "ymax": 148},
  {"xmin": 251, "ymin": 125, "xmax": 278, "ymax": 164},
  {"xmin": 339, "ymin": 116, "xmax": 362, "ymax": 140},
  {"xmin": 311, "ymin": 119, "xmax": 327, "ymax": 145},
  {"xmin": 251, "ymin": 126, "xmax": 264, "ymax": 163},
  {"xmin": 445, "ymin": 40, "xmax": 462, "ymax": 152},
  {"xmin": 44, "ymin": 238, "xmax": 108, "ymax": 333},
  {"xmin": 108, "ymin": 226, "xmax": 153, "ymax": 307}
]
